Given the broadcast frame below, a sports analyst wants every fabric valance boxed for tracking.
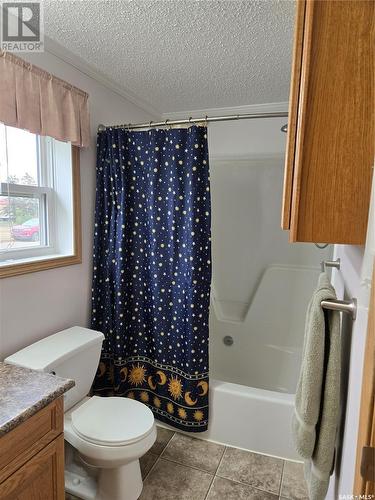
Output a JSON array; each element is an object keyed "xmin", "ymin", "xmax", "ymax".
[{"xmin": 0, "ymin": 50, "xmax": 90, "ymax": 147}]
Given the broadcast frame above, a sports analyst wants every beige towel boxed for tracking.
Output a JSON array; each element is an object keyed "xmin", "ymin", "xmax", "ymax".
[{"xmin": 292, "ymin": 272, "xmax": 341, "ymax": 500}]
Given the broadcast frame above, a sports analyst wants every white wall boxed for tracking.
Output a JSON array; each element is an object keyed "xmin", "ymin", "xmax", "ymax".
[
  {"xmin": 327, "ymin": 245, "xmax": 370, "ymax": 498},
  {"xmin": 208, "ymin": 117, "xmax": 288, "ymax": 159},
  {"xmin": 0, "ymin": 50, "xmax": 155, "ymax": 359}
]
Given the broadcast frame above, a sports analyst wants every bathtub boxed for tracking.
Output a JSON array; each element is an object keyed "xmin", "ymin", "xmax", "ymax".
[
  {"xmin": 202, "ymin": 265, "xmax": 322, "ymax": 461},
  {"xmin": 201, "ymin": 379, "xmax": 297, "ymax": 460},
  {"xmin": 158, "ymin": 380, "xmax": 297, "ymax": 460}
]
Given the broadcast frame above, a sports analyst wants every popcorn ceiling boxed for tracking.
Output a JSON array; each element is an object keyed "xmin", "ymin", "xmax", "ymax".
[{"xmin": 43, "ymin": 0, "xmax": 295, "ymax": 114}]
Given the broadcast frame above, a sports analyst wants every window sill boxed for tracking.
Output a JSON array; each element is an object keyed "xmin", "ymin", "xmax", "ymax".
[{"xmin": 0, "ymin": 252, "xmax": 82, "ymax": 278}]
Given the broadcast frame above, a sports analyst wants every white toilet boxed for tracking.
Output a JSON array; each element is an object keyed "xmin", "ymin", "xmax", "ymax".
[{"xmin": 5, "ymin": 326, "xmax": 156, "ymax": 500}]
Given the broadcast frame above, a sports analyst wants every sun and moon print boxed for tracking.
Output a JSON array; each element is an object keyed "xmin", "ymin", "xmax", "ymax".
[{"xmin": 91, "ymin": 125, "xmax": 211, "ymax": 431}]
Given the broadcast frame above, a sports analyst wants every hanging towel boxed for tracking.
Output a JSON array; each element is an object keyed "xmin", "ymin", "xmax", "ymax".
[{"xmin": 292, "ymin": 272, "xmax": 341, "ymax": 500}]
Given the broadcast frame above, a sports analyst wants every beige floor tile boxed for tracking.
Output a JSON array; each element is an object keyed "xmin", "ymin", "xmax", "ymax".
[
  {"xmin": 217, "ymin": 447, "xmax": 283, "ymax": 495},
  {"xmin": 140, "ymin": 451, "xmax": 159, "ymax": 479},
  {"xmin": 149, "ymin": 426, "xmax": 174, "ymax": 455},
  {"xmin": 206, "ymin": 476, "xmax": 279, "ymax": 499},
  {"xmin": 139, "ymin": 458, "xmax": 213, "ymax": 500},
  {"xmin": 162, "ymin": 433, "xmax": 225, "ymax": 473},
  {"xmin": 280, "ymin": 461, "xmax": 309, "ymax": 500}
]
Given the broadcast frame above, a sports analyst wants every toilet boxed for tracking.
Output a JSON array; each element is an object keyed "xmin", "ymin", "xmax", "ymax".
[{"xmin": 5, "ymin": 326, "xmax": 156, "ymax": 500}]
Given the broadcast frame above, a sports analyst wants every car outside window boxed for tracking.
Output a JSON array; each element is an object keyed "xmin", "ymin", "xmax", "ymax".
[{"xmin": 0, "ymin": 124, "xmax": 81, "ymax": 277}]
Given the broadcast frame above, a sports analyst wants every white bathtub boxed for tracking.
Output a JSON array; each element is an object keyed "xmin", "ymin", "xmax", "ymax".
[
  {"xmin": 159, "ymin": 378, "xmax": 298, "ymax": 460},
  {"xmin": 204, "ymin": 265, "xmax": 322, "ymax": 460},
  {"xmin": 201, "ymin": 379, "xmax": 298, "ymax": 460}
]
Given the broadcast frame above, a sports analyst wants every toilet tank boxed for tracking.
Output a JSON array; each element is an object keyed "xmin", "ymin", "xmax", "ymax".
[{"xmin": 5, "ymin": 326, "xmax": 105, "ymax": 411}]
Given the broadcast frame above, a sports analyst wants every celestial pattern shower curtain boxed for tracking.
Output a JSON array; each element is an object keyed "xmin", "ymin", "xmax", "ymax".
[{"xmin": 91, "ymin": 125, "xmax": 211, "ymax": 432}]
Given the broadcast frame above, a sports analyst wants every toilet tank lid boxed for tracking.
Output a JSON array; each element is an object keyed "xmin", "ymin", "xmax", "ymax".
[{"xmin": 4, "ymin": 326, "xmax": 105, "ymax": 372}]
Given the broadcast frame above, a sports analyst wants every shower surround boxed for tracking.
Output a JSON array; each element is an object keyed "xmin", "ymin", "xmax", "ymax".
[{"xmin": 202, "ymin": 155, "xmax": 330, "ymax": 460}]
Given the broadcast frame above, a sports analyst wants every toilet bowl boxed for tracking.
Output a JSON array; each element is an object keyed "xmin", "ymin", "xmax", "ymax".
[
  {"xmin": 4, "ymin": 326, "xmax": 156, "ymax": 500},
  {"xmin": 65, "ymin": 396, "xmax": 156, "ymax": 500}
]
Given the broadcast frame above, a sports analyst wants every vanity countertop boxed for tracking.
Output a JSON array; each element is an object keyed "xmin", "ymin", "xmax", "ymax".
[{"xmin": 0, "ymin": 361, "xmax": 74, "ymax": 436}]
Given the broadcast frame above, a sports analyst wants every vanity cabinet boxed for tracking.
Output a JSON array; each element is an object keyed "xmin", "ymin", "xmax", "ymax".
[
  {"xmin": 0, "ymin": 398, "xmax": 64, "ymax": 499},
  {"xmin": 282, "ymin": 0, "xmax": 374, "ymax": 244}
]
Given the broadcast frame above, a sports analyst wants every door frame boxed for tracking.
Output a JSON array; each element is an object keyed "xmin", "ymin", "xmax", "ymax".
[{"xmin": 354, "ymin": 263, "xmax": 375, "ymax": 494}]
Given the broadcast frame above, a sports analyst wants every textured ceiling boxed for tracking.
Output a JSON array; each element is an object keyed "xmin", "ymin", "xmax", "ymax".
[{"xmin": 42, "ymin": 0, "xmax": 295, "ymax": 114}]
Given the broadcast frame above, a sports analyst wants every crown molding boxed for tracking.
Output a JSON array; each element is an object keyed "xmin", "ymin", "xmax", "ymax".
[
  {"xmin": 43, "ymin": 36, "xmax": 161, "ymax": 118},
  {"xmin": 161, "ymin": 102, "xmax": 289, "ymax": 120}
]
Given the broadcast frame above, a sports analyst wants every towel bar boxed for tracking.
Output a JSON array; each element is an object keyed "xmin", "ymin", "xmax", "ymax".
[
  {"xmin": 321, "ymin": 298, "xmax": 357, "ymax": 320},
  {"xmin": 321, "ymin": 259, "xmax": 340, "ymax": 272}
]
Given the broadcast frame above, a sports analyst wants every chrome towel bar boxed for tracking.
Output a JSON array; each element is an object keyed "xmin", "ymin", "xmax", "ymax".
[
  {"xmin": 319, "ymin": 258, "xmax": 357, "ymax": 319},
  {"xmin": 321, "ymin": 298, "xmax": 357, "ymax": 320},
  {"xmin": 321, "ymin": 258, "xmax": 340, "ymax": 272}
]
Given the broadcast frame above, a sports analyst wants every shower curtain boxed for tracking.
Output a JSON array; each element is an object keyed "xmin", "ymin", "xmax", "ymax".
[{"xmin": 91, "ymin": 125, "xmax": 211, "ymax": 432}]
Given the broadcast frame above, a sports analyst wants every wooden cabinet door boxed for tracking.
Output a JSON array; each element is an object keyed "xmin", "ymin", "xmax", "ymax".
[
  {"xmin": 282, "ymin": 0, "xmax": 374, "ymax": 244},
  {"xmin": 0, "ymin": 398, "xmax": 63, "ymax": 484},
  {"xmin": 0, "ymin": 435, "xmax": 65, "ymax": 500}
]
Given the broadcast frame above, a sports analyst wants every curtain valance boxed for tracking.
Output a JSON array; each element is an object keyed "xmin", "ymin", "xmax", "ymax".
[{"xmin": 0, "ymin": 51, "xmax": 90, "ymax": 147}]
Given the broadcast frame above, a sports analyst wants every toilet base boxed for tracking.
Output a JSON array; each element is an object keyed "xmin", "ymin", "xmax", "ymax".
[
  {"xmin": 65, "ymin": 443, "xmax": 98, "ymax": 500},
  {"xmin": 97, "ymin": 460, "xmax": 143, "ymax": 500},
  {"xmin": 65, "ymin": 442, "xmax": 143, "ymax": 500},
  {"xmin": 65, "ymin": 468, "xmax": 98, "ymax": 500}
]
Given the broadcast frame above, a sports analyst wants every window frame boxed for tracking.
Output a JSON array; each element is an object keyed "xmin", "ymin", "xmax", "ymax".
[{"xmin": 0, "ymin": 146, "xmax": 82, "ymax": 278}]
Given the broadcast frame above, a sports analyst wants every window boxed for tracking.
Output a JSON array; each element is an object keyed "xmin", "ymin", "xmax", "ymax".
[{"xmin": 0, "ymin": 124, "xmax": 81, "ymax": 278}]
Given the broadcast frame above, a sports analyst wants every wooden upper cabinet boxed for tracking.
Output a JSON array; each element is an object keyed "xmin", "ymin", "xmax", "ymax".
[{"xmin": 282, "ymin": 0, "xmax": 374, "ymax": 244}]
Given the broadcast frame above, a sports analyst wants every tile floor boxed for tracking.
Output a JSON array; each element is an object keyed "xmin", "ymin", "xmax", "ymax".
[
  {"xmin": 139, "ymin": 427, "xmax": 309, "ymax": 500},
  {"xmin": 66, "ymin": 426, "xmax": 309, "ymax": 500}
]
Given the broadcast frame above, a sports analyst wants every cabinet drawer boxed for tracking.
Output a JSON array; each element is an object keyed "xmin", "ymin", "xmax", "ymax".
[{"xmin": 0, "ymin": 398, "xmax": 63, "ymax": 483}]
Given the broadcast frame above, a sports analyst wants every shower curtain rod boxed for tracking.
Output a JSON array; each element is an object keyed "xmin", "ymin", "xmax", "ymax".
[{"xmin": 97, "ymin": 111, "xmax": 288, "ymax": 132}]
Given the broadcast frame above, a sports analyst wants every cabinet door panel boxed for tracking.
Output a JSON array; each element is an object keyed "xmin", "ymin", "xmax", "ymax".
[
  {"xmin": 0, "ymin": 435, "xmax": 65, "ymax": 500},
  {"xmin": 284, "ymin": 0, "xmax": 374, "ymax": 244},
  {"xmin": 0, "ymin": 398, "xmax": 63, "ymax": 483}
]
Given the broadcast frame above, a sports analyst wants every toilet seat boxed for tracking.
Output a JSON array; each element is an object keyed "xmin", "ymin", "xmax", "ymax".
[{"xmin": 71, "ymin": 396, "xmax": 154, "ymax": 447}]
